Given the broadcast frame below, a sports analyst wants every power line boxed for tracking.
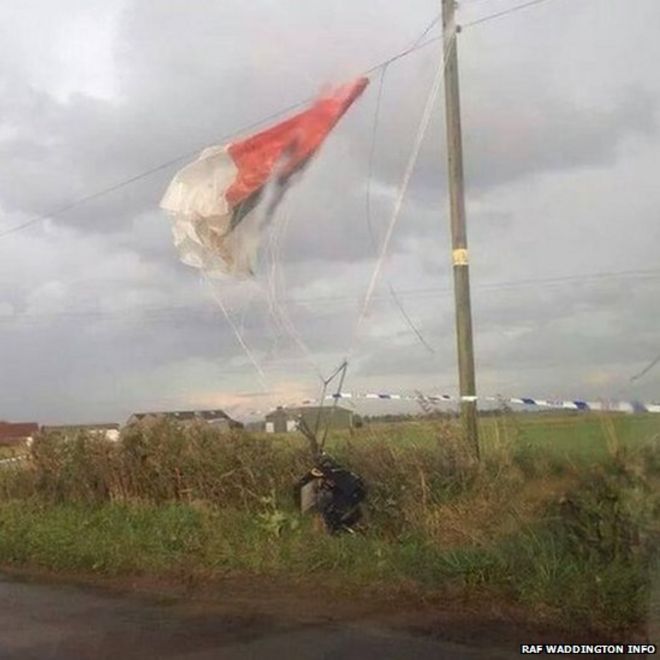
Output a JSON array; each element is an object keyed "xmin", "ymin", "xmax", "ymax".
[
  {"xmin": 0, "ymin": 33, "xmax": 445, "ymax": 241},
  {"xmin": 0, "ymin": 100, "xmax": 310, "ymax": 240},
  {"xmin": 362, "ymin": 35, "xmax": 443, "ymax": 77},
  {"xmin": 3, "ymin": 267, "xmax": 659, "ymax": 325},
  {"xmin": 462, "ymin": 0, "xmax": 558, "ymax": 28},
  {"xmin": 16, "ymin": 264, "xmax": 660, "ymax": 300},
  {"xmin": 411, "ymin": 12, "xmax": 443, "ymax": 47},
  {"xmin": 472, "ymin": 267, "xmax": 660, "ymax": 291}
]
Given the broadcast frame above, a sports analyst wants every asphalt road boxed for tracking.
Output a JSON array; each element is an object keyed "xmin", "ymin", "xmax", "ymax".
[{"xmin": 0, "ymin": 576, "xmax": 518, "ymax": 659}]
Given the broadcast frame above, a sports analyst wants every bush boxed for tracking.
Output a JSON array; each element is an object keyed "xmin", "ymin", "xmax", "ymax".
[{"xmin": 501, "ymin": 460, "xmax": 660, "ymax": 631}]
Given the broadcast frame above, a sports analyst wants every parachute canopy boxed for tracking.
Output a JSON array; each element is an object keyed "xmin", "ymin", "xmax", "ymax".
[{"xmin": 160, "ymin": 76, "xmax": 369, "ymax": 277}]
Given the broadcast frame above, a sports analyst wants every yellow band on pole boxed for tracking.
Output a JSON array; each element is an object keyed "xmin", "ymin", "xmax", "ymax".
[{"xmin": 452, "ymin": 248, "xmax": 469, "ymax": 266}]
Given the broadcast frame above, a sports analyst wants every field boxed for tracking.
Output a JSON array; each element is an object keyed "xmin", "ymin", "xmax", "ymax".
[
  {"xmin": 0, "ymin": 446, "xmax": 27, "ymax": 460},
  {"xmin": 321, "ymin": 411, "xmax": 660, "ymax": 456},
  {"xmin": 0, "ymin": 411, "xmax": 658, "ymax": 638}
]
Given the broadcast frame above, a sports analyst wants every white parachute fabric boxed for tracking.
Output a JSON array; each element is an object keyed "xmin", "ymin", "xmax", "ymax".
[
  {"xmin": 162, "ymin": 145, "xmax": 318, "ymax": 387},
  {"xmin": 160, "ymin": 146, "xmax": 262, "ymax": 278}
]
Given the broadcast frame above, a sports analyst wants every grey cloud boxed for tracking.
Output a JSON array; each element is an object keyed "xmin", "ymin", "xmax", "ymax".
[
  {"xmin": 1, "ymin": 0, "xmax": 659, "ymax": 422},
  {"xmin": 464, "ymin": 87, "xmax": 656, "ymax": 192}
]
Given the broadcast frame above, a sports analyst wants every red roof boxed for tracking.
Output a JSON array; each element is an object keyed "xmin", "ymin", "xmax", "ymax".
[{"xmin": 0, "ymin": 422, "xmax": 39, "ymax": 440}]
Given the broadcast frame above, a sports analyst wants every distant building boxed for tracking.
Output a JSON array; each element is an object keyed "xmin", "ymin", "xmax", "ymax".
[
  {"xmin": 264, "ymin": 408, "xmax": 299, "ymax": 434},
  {"xmin": 41, "ymin": 424, "xmax": 121, "ymax": 442},
  {"xmin": 0, "ymin": 422, "xmax": 39, "ymax": 447},
  {"xmin": 264, "ymin": 406, "xmax": 353, "ymax": 433},
  {"xmin": 126, "ymin": 409, "xmax": 242, "ymax": 431},
  {"xmin": 245, "ymin": 420, "xmax": 266, "ymax": 433}
]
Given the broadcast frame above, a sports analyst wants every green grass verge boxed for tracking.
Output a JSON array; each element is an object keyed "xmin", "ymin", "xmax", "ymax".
[
  {"xmin": 0, "ymin": 460, "xmax": 656, "ymax": 635},
  {"xmin": 0, "ymin": 414, "xmax": 657, "ymax": 635}
]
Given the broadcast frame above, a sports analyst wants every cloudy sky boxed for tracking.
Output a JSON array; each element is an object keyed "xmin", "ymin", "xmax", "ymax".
[{"xmin": 1, "ymin": 0, "xmax": 659, "ymax": 424}]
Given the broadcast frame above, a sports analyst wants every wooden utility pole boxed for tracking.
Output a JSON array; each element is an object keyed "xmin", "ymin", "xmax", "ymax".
[{"xmin": 441, "ymin": 0, "xmax": 479, "ymax": 458}]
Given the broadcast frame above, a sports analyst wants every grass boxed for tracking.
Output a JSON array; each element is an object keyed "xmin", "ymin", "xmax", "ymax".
[
  {"xmin": 0, "ymin": 413, "xmax": 657, "ymax": 635},
  {"xmin": 0, "ymin": 445, "xmax": 28, "ymax": 460},
  {"xmin": 479, "ymin": 412, "xmax": 660, "ymax": 462},
  {"xmin": 334, "ymin": 412, "xmax": 660, "ymax": 460}
]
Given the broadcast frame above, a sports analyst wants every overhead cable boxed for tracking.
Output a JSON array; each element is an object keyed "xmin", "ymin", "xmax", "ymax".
[
  {"xmin": 0, "ymin": 32, "xmax": 444, "ymax": 241},
  {"xmin": 462, "ymin": 0, "xmax": 559, "ymax": 28},
  {"xmin": 3, "ymin": 267, "xmax": 659, "ymax": 325}
]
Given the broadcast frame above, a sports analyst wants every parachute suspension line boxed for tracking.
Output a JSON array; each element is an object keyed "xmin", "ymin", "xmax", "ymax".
[
  {"xmin": 365, "ymin": 64, "xmax": 388, "ymax": 254},
  {"xmin": 310, "ymin": 42, "xmax": 454, "ymax": 419},
  {"xmin": 262, "ymin": 204, "xmax": 289, "ymax": 360},
  {"xmin": 238, "ymin": 280, "xmax": 260, "ymax": 340},
  {"xmin": 263, "ymin": 201, "xmax": 324, "ymax": 379},
  {"xmin": 349, "ymin": 35, "xmax": 452, "ymax": 358},
  {"xmin": 365, "ymin": 63, "xmax": 436, "ymax": 355},
  {"xmin": 202, "ymin": 270, "xmax": 269, "ymax": 391},
  {"xmin": 265, "ymin": 205, "xmax": 297, "ymax": 360},
  {"xmin": 272, "ymin": 212, "xmax": 312, "ymax": 369},
  {"xmin": 388, "ymin": 283, "xmax": 436, "ymax": 353}
]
